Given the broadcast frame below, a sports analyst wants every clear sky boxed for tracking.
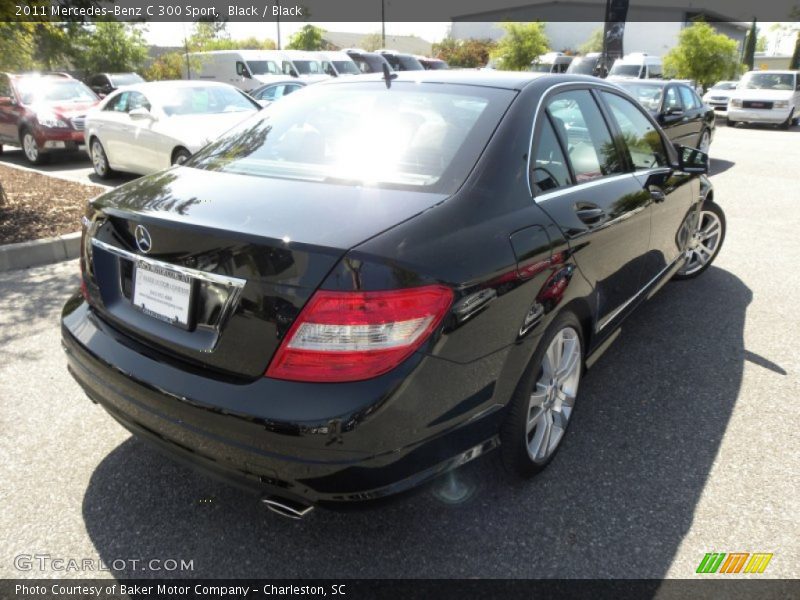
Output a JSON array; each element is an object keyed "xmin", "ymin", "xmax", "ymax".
[{"xmin": 143, "ymin": 22, "xmax": 453, "ymax": 47}]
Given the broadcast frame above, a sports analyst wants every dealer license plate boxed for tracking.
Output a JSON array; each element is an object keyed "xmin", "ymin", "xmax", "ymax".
[{"xmin": 132, "ymin": 261, "xmax": 193, "ymax": 327}]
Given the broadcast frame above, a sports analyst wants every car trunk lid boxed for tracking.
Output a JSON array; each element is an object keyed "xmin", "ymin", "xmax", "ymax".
[{"xmin": 85, "ymin": 166, "xmax": 447, "ymax": 379}]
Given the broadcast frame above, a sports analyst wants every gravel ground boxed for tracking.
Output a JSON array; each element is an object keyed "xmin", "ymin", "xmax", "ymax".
[
  {"xmin": 0, "ymin": 123, "xmax": 798, "ymax": 580},
  {"xmin": 0, "ymin": 164, "xmax": 104, "ymax": 244}
]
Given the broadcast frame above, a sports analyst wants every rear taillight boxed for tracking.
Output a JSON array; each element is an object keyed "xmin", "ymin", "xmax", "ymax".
[{"xmin": 266, "ymin": 285, "xmax": 453, "ymax": 383}]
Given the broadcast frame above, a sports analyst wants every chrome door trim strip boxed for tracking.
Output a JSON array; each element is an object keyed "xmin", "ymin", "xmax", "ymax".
[
  {"xmin": 91, "ymin": 238, "xmax": 246, "ymax": 289},
  {"xmin": 596, "ymin": 255, "xmax": 683, "ymax": 332}
]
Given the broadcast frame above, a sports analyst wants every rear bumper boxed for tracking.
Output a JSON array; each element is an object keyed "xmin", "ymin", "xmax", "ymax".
[{"xmin": 61, "ymin": 296, "xmax": 505, "ymax": 505}]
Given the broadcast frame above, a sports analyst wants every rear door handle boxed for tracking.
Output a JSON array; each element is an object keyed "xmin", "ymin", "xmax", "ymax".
[{"xmin": 575, "ymin": 206, "xmax": 605, "ymax": 223}]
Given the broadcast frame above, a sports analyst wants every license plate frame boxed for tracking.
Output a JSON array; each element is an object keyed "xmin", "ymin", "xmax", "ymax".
[{"xmin": 132, "ymin": 260, "xmax": 196, "ymax": 330}]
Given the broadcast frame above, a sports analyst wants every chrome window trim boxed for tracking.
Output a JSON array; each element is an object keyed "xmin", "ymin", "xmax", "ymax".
[
  {"xmin": 526, "ymin": 80, "xmax": 632, "ymax": 201},
  {"xmin": 534, "ymin": 173, "xmax": 634, "ymax": 202},
  {"xmin": 91, "ymin": 238, "xmax": 246, "ymax": 289}
]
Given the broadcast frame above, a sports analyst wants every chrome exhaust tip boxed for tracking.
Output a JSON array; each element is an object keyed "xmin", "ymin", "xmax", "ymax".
[{"xmin": 261, "ymin": 496, "xmax": 315, "ymax": 519}]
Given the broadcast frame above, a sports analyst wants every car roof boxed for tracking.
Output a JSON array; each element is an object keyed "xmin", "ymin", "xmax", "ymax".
[
  {"xmin": 610, "ymin": 78, "xmax": 687, "ymax": 88},
  {"xmin": 110, "ymin": 80, "xmax": 235, "ymax": 93},
  {"xmin": 320, "ymin": 69, "xmax": 572, "ymax": 90},
  {"xmin": 254, "ymin": 79, "xmax": 307, "ymax": 88}
]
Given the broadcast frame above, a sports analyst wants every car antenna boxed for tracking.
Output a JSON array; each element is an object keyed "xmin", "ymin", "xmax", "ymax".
[{"xmin": 382, "ymin": 63, "xmax": 397, "ymax": 89}]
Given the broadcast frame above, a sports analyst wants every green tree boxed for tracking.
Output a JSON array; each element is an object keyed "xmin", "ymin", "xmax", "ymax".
[
  {"xmin": 360, "ymin": 33, "xmax": 384, "ymax": 52},
  {"xmin": 72, "ymin": 23, "xmax": 148, "ymax": 74},
  {"xmin": 663, "ymin": 22, "xmax": 740, "ymax": 90},
  {"xmin": 0, "ymin": 23, "xmax": 37, "ymax": 71},
  {"xmin": 742, "ymin": 19, "xmax": 757, "ymax": 71},
  {"xmin": 756, "ymin": 35, "xmax": 768, "ymax": 53},
  {"xmin": 286, "ymin": 25, "xmax": 325, "ymax": 50},
  {"xmin": 143, "ymin": 52, "xmax": 185, "ymax": 81},
  {"xmin": 791, "ymin": 31, "xmax": 800, "ymax": 70},
  {"xmin": 432, "ymin": 37, "xmax": 497, "ymax": 68},
  {"xmin": 491, "ymin": 22, "xmax": 550, "ymax": 71},
  {"xmin": 578, "ymin": 27, "xmax": 604, "ymax": 54}
]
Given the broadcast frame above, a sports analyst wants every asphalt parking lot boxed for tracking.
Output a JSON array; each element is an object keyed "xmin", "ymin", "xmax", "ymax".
[
  {"xmin": 0, "ymin": 148, "xmax": 136, "ymax": 189},
  {"xmin": 1, "ymin": 122, "xmax": 798, "ymax": 579}
]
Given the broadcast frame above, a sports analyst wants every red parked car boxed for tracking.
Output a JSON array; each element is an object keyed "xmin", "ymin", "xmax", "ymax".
[{"xmin": 0, "ymin": 74, "xmax": 99, "ymax": 165}]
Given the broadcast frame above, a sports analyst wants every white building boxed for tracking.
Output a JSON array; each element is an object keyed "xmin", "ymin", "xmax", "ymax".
[{"xmin": 449, "ymin": 1, "xmax": 747, "ymax": 57}]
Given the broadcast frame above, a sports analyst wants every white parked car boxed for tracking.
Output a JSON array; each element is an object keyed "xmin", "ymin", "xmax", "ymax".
[
  {"xmin": 702, "ymin": 80, "xmax": 739, "ymax": 113},
  {"xmin": 727, "ymin": 70, "xmax": 800, "ymax": 129},
  {"xmin": 85, "ymin": 81, "xmax": 260, "ymax": 178}
]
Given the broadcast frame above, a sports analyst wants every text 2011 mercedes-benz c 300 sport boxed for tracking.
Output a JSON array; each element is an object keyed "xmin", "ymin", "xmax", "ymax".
[{"xmin": 62, "ymin": 72, "xmax": 725, "ymax": 518}]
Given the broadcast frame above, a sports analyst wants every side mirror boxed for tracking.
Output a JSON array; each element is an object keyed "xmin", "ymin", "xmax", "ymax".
[
  {"xmin": 674, "ymin": 144, "xmax": 708, "ymax": 174},
  {"xmin": 128, "ymin": 107, "xmax": 154, "ymax": 120},
  {"xmin": 0, "ymin": 96, "xmax": 15, "ymax": 106}
]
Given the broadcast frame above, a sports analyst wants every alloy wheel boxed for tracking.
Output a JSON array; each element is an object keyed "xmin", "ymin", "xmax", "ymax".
[
  {"xmin": 526, "ymin": 326, "xmax": 581, "ymax": 463},
  {"xmin": 23, "ymin": 133, "xmax": 39, "ymax": 163},
  {"xmin": 679, "ymin": 209, "xmax": 723, "ymax": 276},
  {"xmin": 91, "ymin": 141, "xmax": 107, "ymax": 177}
]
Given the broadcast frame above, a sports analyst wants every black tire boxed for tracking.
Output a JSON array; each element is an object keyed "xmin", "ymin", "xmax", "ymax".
[
  {"xmin": 779, "ymin": 110, "xmax": 793, "ymax": 130},
  {"xmin": 725, "ymin": 118, "xmax": 737, "ymax": 127},
  {"xmin": 20, "ymin": 129, "xmax": 47, "ymax": 165},
  {"xmin": 172, "ymin": 147, "xmax": 191, "ymax": 166},
  {"xmin": 90, "ymin": 137, "xmax": 114, "ymax": 180},
  {"xmin": 500, "ymin": 311, "xmax": 584, "ymax": 478},
  {"xmin": 673, "ymin": 200, "xmax": 726, "ymax": 281}
]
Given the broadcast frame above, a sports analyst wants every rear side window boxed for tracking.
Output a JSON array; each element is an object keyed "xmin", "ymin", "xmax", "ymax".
[
  {"xmin": 531, "ymin": 117, "xmax": 573, "ymax": 194},
  {"xmin": 678, "ymin": 85, "xmax": 698, "ymax": 110},
  {"xmin": 104, "ymin": 92, "xmax": 128, "ymax": 112},
  {"xmin": 602, "ymin": 92, "xmax": 667, "ymax": 170},
  {"xmin": 546, "ymin": 90, "xmax": 624, "ymax": 183},
  {"xmin": 127, "ymin": 91, "xmax": 151, "ymax": 112},
  {"xmin": 664, "ymin": 86, "xmax": 681, "ymax": 111}
]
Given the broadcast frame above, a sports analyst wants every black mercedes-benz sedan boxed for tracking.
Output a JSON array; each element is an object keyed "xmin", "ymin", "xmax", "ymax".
[
  {"xmin": 610, "ymin": 78, "xmax": 716, "ymax": 155},
  {"xmin": 62, "ymin": 72, "xmax": 725, "ymax": 517}
]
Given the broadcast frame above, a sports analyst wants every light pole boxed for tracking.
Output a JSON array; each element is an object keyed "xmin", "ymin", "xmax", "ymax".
[{"xmin": 275, "ymin": 1, "xmax": 281, "ymax": 49}]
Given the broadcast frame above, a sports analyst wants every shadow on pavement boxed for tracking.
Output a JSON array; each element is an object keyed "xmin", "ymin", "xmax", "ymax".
[
  {"xmin": 82, "ymin": 266, "xmax": 752, "ymax": 578},
  {"xmin": 0, "ymin": 148, "xmax": 136, "ymax": 188}
]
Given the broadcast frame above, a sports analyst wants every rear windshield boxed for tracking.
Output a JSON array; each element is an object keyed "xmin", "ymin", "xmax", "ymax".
[
  {"xmin": 110, "ymin": 74, "xmax": 144, "ymax": 87},
  {"xmin": 188, "ymin": 82, "xmax": 515, "ymax": 193},
  {"xmin": 16, "ymin": 79, "xmax": 97, "ymax": 104},
  {"xmin": 154, "ymin": 86, "xmax": 258, "ymax": 116}
]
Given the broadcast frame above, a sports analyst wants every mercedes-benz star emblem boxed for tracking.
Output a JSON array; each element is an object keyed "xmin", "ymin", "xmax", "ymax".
[{"xmin": 134, "ymin": 225, "xmax": 152, "ymax": 254}]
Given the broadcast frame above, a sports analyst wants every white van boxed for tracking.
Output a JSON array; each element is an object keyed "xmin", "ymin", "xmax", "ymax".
[
  {"xmin": 276, "ymin": 51, "xmax": 331, "ymax": 82},
  {"xmin": 316, "ymin": 51, "xmax": 361, "ymax": 77},
  {"xmin": 608, "ymin": 53, "xmax": 663, "ymax": 79},
  {"xmin": 530, "ymin": 52, "xmax": 574, "ymax": 74},
  {"xmin": 184, "ymin": 51, "xmax": 285, "ymax": 92},
  {"xmin": 727, "ymin": 70, "xmax": 800, "ymax": 128}
]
